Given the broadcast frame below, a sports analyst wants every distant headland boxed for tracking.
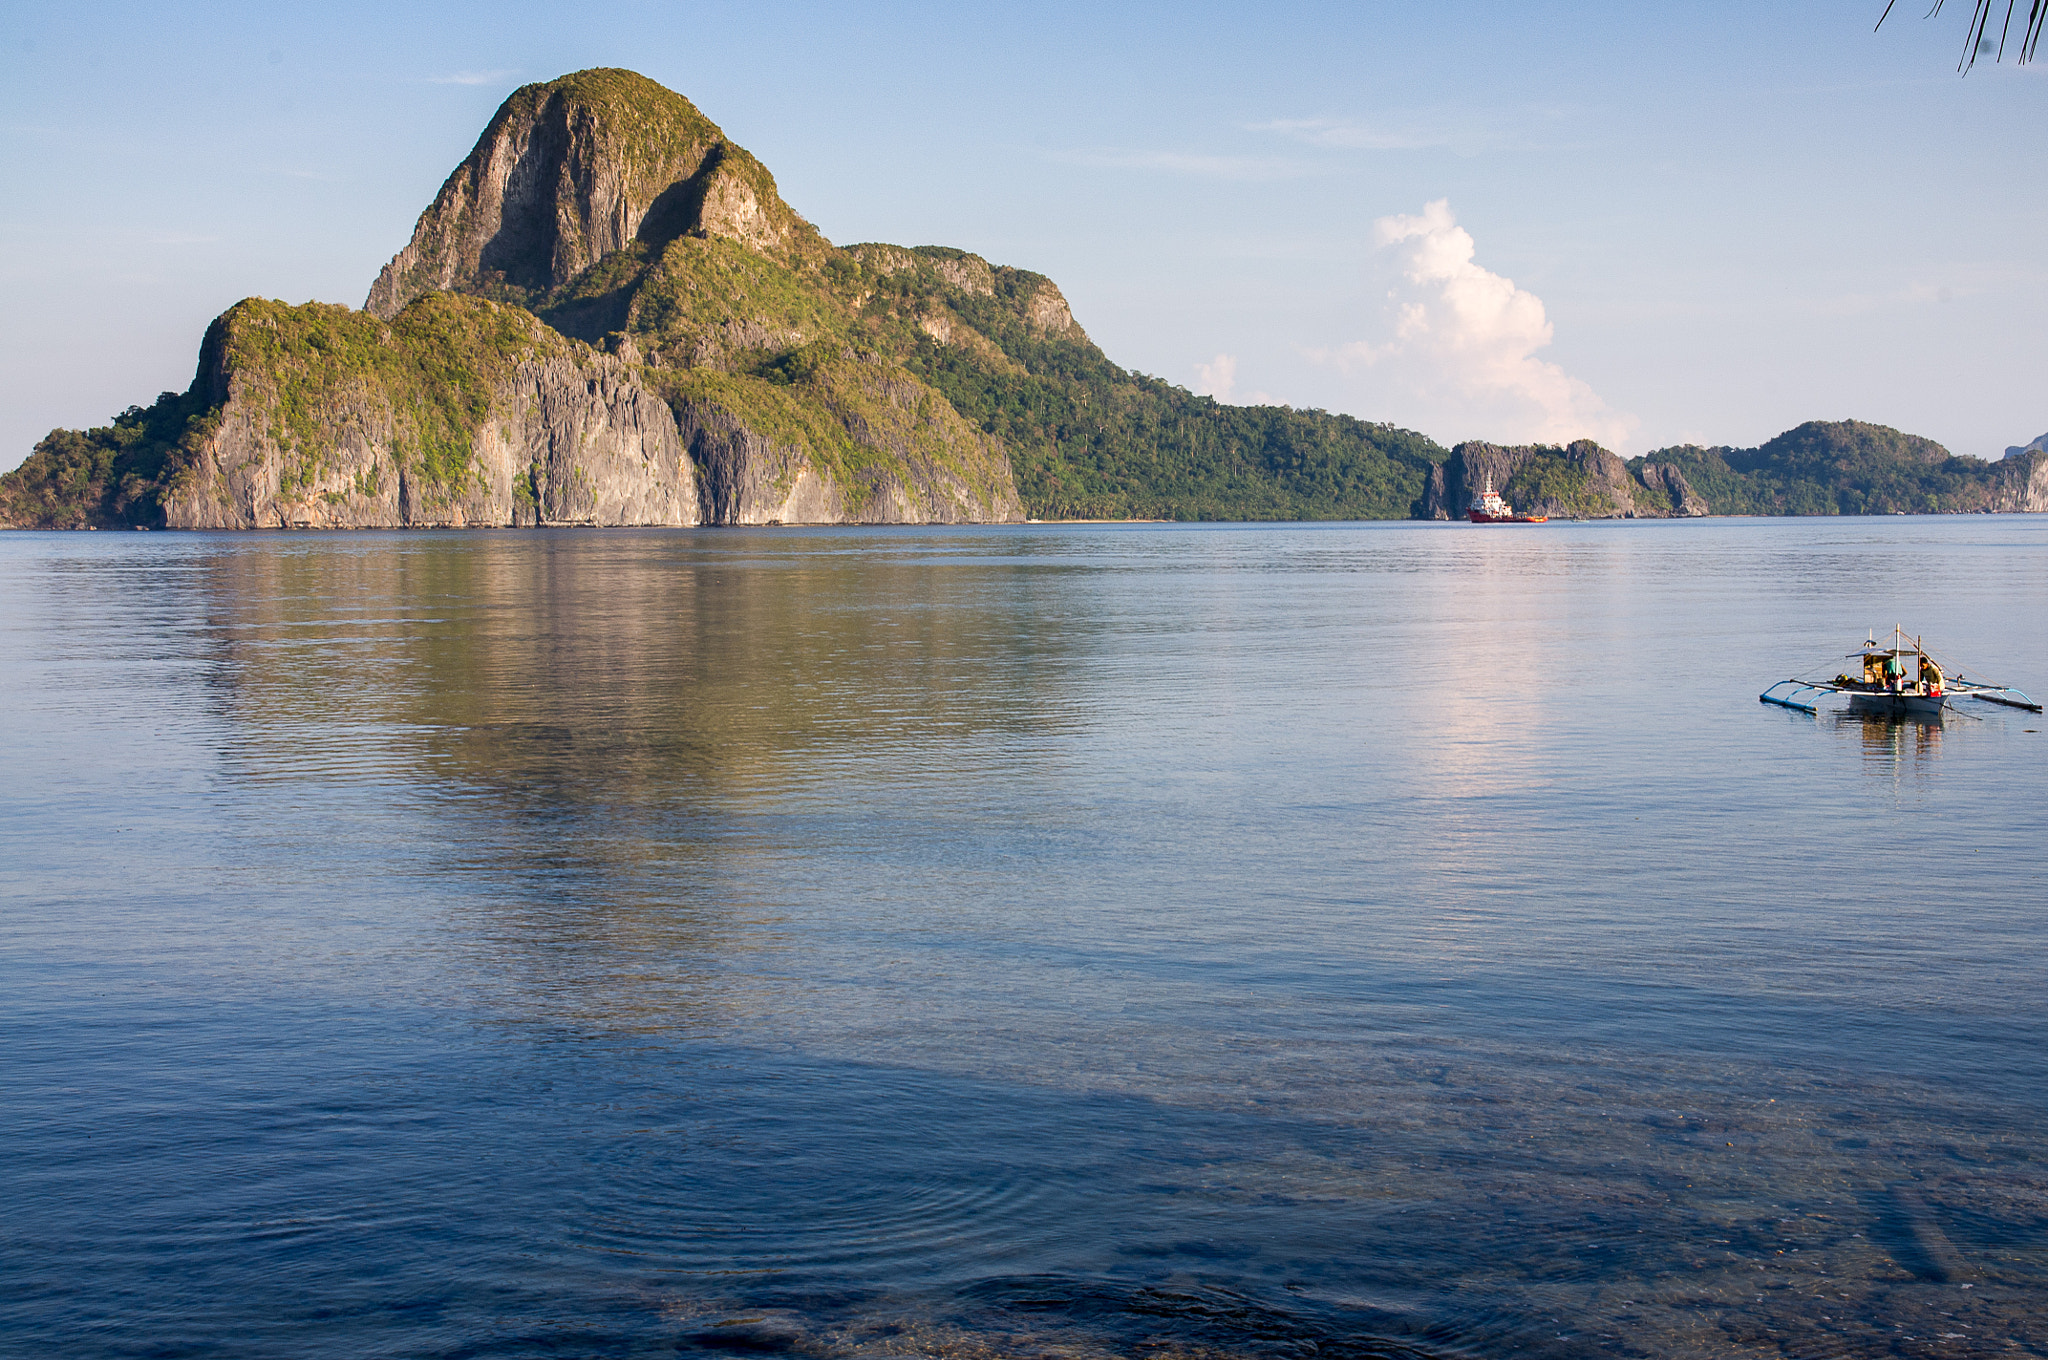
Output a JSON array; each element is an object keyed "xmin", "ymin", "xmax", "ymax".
[{"xmin": 2, "ymin": 69, "xmax": 2043, "ymax": 530}]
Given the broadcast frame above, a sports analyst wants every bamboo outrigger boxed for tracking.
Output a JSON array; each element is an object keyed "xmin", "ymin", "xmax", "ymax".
[{"xmin": 1760, "ymin": 625, "xmax": 2041, "ymax": 717}]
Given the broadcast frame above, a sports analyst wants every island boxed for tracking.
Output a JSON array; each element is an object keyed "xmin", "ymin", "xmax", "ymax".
[{"xmin": 4, "ymin": 69, "xmax": 2044, "ymax": 529}]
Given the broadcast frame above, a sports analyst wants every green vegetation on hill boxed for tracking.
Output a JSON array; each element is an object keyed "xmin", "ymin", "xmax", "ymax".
[
  {"xmin": 1630, "ymin": 420, "xmax": 2022, "ymax": 515},
  {"xmin": 910, "ymin": 344, "xmax": 1440, "ymax": 521},
  {"xmin": 846, "ymin": 248, "xmax": 1444, "ymax": 520},
  {"xmin": 1499, "ymin": 453, "xmax": 1609, "ymax": 520},
  {"xmin": 538, "ymin": 235, "xmax": 1015, "ymax": 508},
  {"xmin": 1628, "ymin": 446, "xmax": 1753, "ymax": 513},
  {"xmin": 551, "ymin": 234, "xmax": 854, "ymax": 356},
  {"xmin": 0, "ymin": 389, "xmax": 217, "ymax": 529}
]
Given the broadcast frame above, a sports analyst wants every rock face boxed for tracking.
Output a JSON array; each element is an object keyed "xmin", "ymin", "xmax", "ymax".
[
  {"xmin": 681, "ymin": 404, "xmax": 839, "ymax": 525},
  {"xmin": 1636, "ymin": 461, "xmax": 1710, "ymax": 516},
  {"xmin": 507, "ymin": 357, "xmax": 698, "ymax": 526}
]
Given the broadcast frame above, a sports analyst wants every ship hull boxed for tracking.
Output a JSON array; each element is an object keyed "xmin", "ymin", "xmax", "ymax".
[
  {"xmin": 1846, "ymin": 691, "xmax": 1947, "ymax": 718},
  {"xmin": 1468, "ymin": 510, "xmax": 1549, "ymax": 523}
]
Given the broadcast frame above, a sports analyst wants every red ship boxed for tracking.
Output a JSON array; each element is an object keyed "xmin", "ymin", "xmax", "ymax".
[{"xmin": 1467, "ymin": 477, "xmax": 1548, "ymax": 523}]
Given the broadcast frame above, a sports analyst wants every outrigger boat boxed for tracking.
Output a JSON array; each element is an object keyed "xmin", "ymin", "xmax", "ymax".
[
  {"xmin": 1759, "ymin": 625, "xmax": 2041, "ymax": 717},
  {"xmin": 1468, "ymin": 477, "xmax": 1548, "ymax": 524}
]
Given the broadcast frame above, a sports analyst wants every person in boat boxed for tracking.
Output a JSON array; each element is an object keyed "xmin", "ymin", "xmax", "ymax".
[
  {"xmin": 1884, "ymin": 654, "xmax": 1906, "ymax": 693},
  {"xmin": 1921, "ymin": 655, "xmax": 1943, "ymax": 697}
]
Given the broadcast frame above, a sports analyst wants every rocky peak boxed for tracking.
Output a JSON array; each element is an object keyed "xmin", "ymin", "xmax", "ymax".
[{"xmin": 367, "ymin": 69, "xmax": 810, "ymax": 318}]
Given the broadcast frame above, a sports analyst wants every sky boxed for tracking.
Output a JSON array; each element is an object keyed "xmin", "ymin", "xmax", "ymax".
[{"xmin": 2, "ymin": 1, "xmax": 2043, "ymax": 471}]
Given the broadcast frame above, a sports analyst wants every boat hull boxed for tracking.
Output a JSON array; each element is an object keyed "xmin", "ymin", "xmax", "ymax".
[
  {"xmin": 1846, "ymin": 691, "xmax": 1947, "ymax": 718},
  {"xmin": 1467, "ymin": 511, "xmax": 1549, "ymax": 523}
]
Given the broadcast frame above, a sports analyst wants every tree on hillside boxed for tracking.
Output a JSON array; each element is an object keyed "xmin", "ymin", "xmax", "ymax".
[{"xmin": 1879, "ymin": 0, "xmax": 2044, "ymax": 71}]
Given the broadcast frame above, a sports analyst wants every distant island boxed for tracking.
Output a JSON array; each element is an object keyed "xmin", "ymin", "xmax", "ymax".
[{"xmin": 2, "ymin": 68, "xmax": 2043, "ymax": 530}]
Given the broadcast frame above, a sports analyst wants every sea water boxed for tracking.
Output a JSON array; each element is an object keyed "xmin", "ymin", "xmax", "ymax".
[{"xmin": 3, "ymin": 518, "xmax": 2045, "ymax": 1360}]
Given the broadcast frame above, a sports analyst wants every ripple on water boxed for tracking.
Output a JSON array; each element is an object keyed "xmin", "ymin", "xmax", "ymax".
[{"xmin": 571, "ymin": 1079, "xmax": 1074, "ymax": 1281}]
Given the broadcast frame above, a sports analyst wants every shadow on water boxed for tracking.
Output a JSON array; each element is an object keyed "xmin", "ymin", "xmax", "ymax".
[
  {"xmin": 423, "ymin": 1280, "xmax": 1466, "ymax": 1360},
  {"xmin": 673, "ymin": 1277, "xmax": 1467, "ymax": 1360},
  {"xmin": 946, "ymin": 1277, "xmax": 1451, "ymax": 1359},
  {"xmin": 1859, "ymin": 1183, "xmax": 1972, "ymax": 1285}
]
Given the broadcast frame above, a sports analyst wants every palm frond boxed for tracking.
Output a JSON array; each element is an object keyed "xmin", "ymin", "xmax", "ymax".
[{"xmin": 1877, "ymin": 0, "xmax": 2044, "ymax": 71}]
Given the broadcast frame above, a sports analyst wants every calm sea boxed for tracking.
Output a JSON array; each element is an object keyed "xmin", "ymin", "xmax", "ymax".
[{"xmin": 4, "ymin": 519, "xmax": 2045, "ymax": 1360}]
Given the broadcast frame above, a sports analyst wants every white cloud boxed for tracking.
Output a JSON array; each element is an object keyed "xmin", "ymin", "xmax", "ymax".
[
  {"xmin": 1316, "ymin": 199, "xmax": 1633, "ymax": 448},
  {"xmin": 425, "ymin": 69, "xmax": 518, "ymax": 86},
  {"xmin": 1194, "ymin": 353, "xmax": 1237, "ymax": 401}
]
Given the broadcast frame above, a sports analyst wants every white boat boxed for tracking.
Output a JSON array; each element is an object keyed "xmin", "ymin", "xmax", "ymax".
[
  {"xmin": 1760, "ymin": 626, "xmax": 2040, "ymax": 717},
  {"xmin": 1467, "ymin": 476, "xmax": 1547, "ymax": 523}
]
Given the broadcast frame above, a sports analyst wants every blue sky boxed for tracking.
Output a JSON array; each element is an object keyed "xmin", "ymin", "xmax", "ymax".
[{"xmin": 2, "ymin": 1, "xmax": 2042, "ymax": 469}]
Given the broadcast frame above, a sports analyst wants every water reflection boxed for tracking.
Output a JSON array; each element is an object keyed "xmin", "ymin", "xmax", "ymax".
[
  {"xmin": 181, "ymin": 532, "xmax": 1095, "ymax": 1033},
  {"xmin": 1835, "ymin": 709, "xmax": 1945, "ymax": 780}
]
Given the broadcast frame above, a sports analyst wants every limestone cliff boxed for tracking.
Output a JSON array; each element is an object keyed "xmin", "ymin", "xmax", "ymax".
[
  {"xmin": 1979, "ymin": 450, "xmax": 2048, "ymax": 512},
  {"xmin": 146, "ymin": 288, "xmax": 1022, "ymax": 530},
  {"xmin": 160, "ymin": 296, "xmax": 698, "ymax": 530}
]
